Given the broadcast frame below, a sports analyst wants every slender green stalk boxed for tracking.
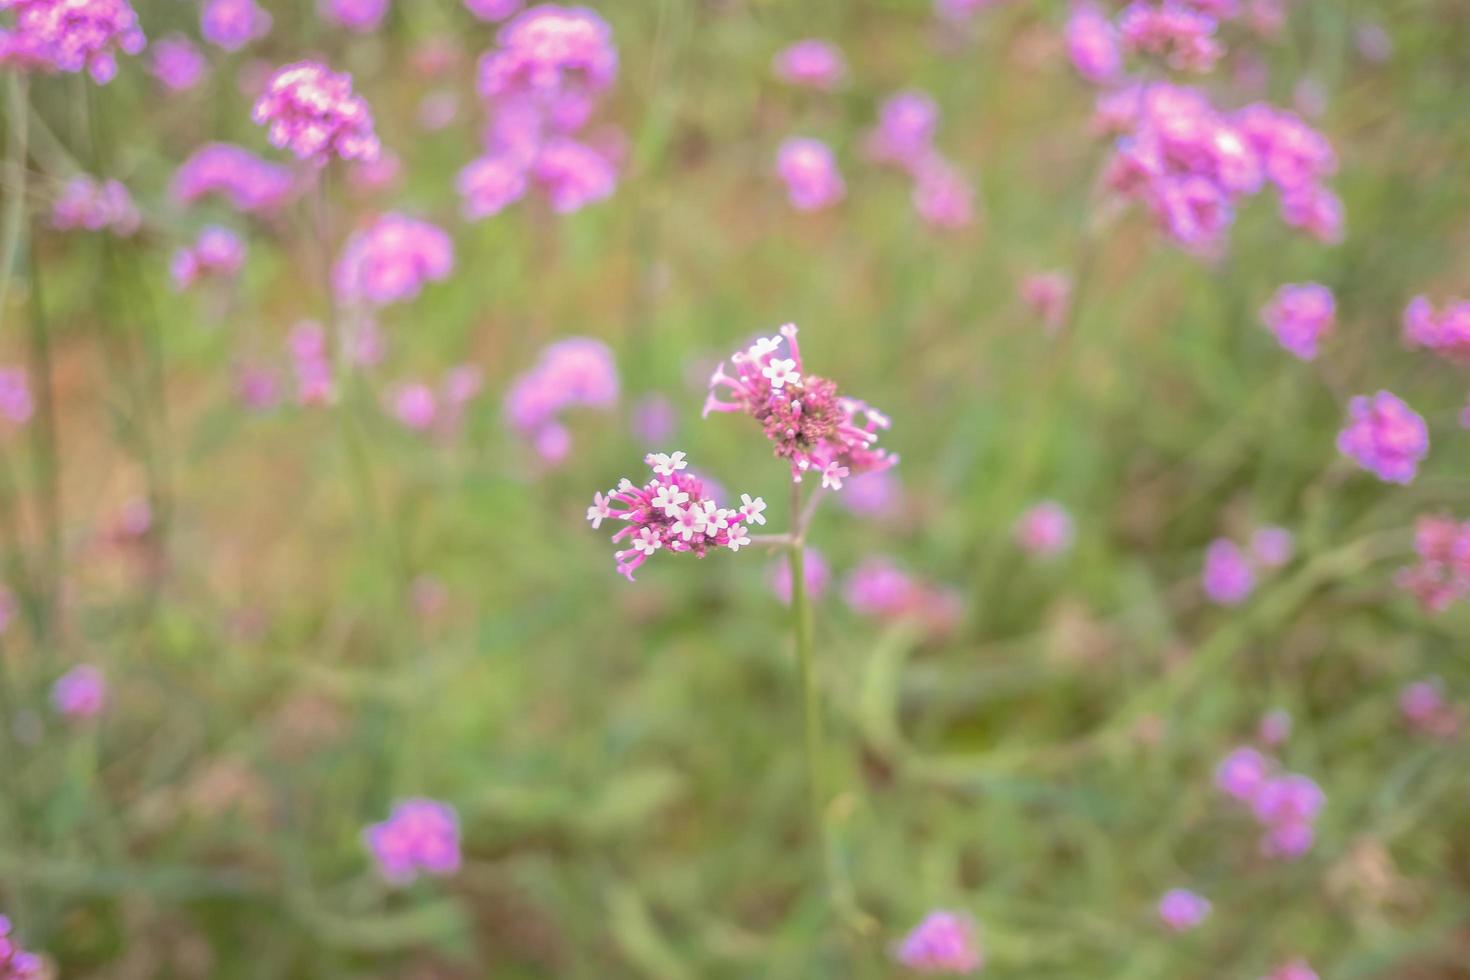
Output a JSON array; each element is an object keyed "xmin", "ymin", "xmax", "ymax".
[
  {"xmin": 788, "ymin": 481, "xmax": 824, "ymax": 848},
  {"xmin": 1, "ymin": 75, "xmax": 29, "ymax": 328}
]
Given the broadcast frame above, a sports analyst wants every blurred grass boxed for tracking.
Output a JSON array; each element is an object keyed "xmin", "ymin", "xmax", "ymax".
[{"xmin": 1, "ymin": 0, "xmax": 1470, "ymax": 976}]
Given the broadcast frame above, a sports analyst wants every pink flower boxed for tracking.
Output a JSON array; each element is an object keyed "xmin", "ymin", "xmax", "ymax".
[
  {"xmin": 172, "ymin": 143, "xmax": 296, "ymax": 214},
  {"xmin": 1395, "ymin": 515, "xmax": 1470, "ymax": 613},
  {"xmin": 1262, "ymin": 959, "xmax": 1319, "ymax": 980},
  {"xmin": 591, "ymin": 454, "xmax": 757, "ymax": 580},
  {"xmin": 895, "ymin": 910, "xmax": 982, "ymax": 974},
  {"xmin": 1399, "ymin": 677, "xmax": 1461, "ymax": 737},
  {"xmin": 1015, "ymin": 501, "xmax": 1074, "ymax": 558},
  {"xmin": 234, "ymin": 363, "xmax": 280, "ymax": 411},
  {"xmin": 333, "ymin": 214, "xmax": 453, "ymax": 307},
  {"xmin": 912, "ymin": 155, "xmax": 974, "ymax": 230},
  {"xmin": 288, "ymin": 320, "xmax": 334, "ymax": 406},
  {"xmin": 630, "ymin": 394, "xmax": 676, "ymax": 443},
  {"xmin": 320, "ymin": 0, "xmax": 389, "ymax": 33},
  {"xmin": 505, "ymin": 338, "xmax": 618, "ymax": 461},
  {"xmin": 52, "ymin": 176, "xmax": 138, "ymax": 235},
  {"xmin": 934, "ymin": 0, "xmax": 1009, "ymax": 26},
  {"xmin": 457, "ymin": 153, "xmax": 530, "ymax": 219},
  {"xmin": 200, "ymin": 0, "xmax": 271, "ymax": 51},
  {"xmin": 1215, "ymin": 746, "xmax": 1268, "ymax": 801},
  {"xmin": 0, "ymin": 915, "xmax": 43, "ymax": 979},
  {"xmin": 51, "ymin": 664, "xmax": 106, "ymax": 720},
  {"xmin": 838, "ymin": 469, "xmax": 902, "ymax": 520},
  {"xmin": 704, "ymin": 323, "xmax": 897, "ymax": 484},
  {"xmin": 1252, "ymin": 774, "xmax": 1325, "ymax": 859},
  {"xmin": 171, "ymin": 225, "xmax": 246, "ymax": 290},
  {"xmin": 865, "ymin": 90, "xmax": 939, "ymax": 172},
  {"xmin": 1157, "ymin": 889, "xmax": 1210, "ymax": 931},
  {"xmin": 0, "ymin": 0, "xmax": 145, "ymax": 84},
  {"xmin": 1020, "ymin": 272, "xmax": 1072, "ymax": 335},
  {"xmin": 0, "ymin": 368, "xmax": 33, "ymax": 426},
  {"xmin": 363, "ymin": 798, "xmax": 461, "ymax": 884},
  {"xmin": 1066, "ymin": 3, "xmax": 1121, "ymax": 84},
  {"xmin": 1202, "ymin": 538, "xmax": 1254, "ymax": 606},
  {"xmin": 1261, "ymin": 283, "xmax": 1334, "ymax": 360},
  {"xmin": 530, "ymin": 136, "xmax": 617, "ymax": 213},
  {"xmin": 150, "ymin": 33, "xmax": 204, "ymax": 91},
  {"xmin": 251, "ymin": 61, "xmax": 380, "ymax": 166},
  {"xmin": 1250, "ymin": 525, "xmax": 1294, "ymax": 567},
  {"xmin": 1119, "ymin": 1, "xmax": 1223, "ymax": 73},
  {"xmin": 349, "ymin": 150, "xmax": 402, "ymax": 195},
  {"xmin": 1257, "ymin": 708, "xmax": 1291, "ymax": 745},
  {"xmin": 772, "ymin": 39, "xmax": 846, "ymax": 91},
  {"xmin": 1336, "ymin": 391, "xmax": 1428, "ymax": 485},
  {"xmin": 1403, "ymin": 295, "xmax": 1470, "ymax": 362},
  {"xmin": 769, "ymin": 548, "xmax": 830, "ymax": 605},
  {"xmin": 464, "ymin": 0, "xmax": 522, "ymax": 21},
  {"xmin": 388, "ymin": 368, "xmax": 482, "ymax": 438},
  {"xmin": 476, "ymin": 5, "xmax": 617, "ymax": 104},
  {"xmin": 391, "ymin": 384, "xmax": 437, "ymax": 431},
  {"xmin": 776, "ymin": 137, "xmax": 845, "ymax": 212}
]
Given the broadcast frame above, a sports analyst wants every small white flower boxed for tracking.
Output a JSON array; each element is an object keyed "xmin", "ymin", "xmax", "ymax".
[
  {"xmin": 701, "ymin": 502, "xmax": 731, "ymax": 537},
  {"xmin": 586, "ymin": 491, "xmax": 612, "ymax": 529},
  {"xmin": 671, "ymin": 506, "xmax": 706, "ymax": 542},
  {"xmin": 739, "ymin": 494, "xmax": 768, "ymax": 526},
  {"xmin": 631, "ymin": 527, "xmax": 662, "ymax": 556},
  {"xmin": 747, "ymin": 336, "xmax": 782, "ymax": 360},
  {"xmin": 651, "ymin": 484, "xmax": 690, "ymax": 517},
  {"xmin": 647, "ymin": 451, "xmax": 688, "ymax": 477},
  {"xmin": 726, "ymin": 526, "xmax": 751, "ymax": 552},
  {"xmin": 762, "ymin": 358, "xmax": 800, "ymax": 390},
  {"xmin": 821, "ymin": 462, "xmax": 849, "ymax": 490}
]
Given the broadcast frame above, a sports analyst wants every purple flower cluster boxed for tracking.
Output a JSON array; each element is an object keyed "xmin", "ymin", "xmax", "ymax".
[
  {"xmin": 52, "ymin": 663, "xmax": 106, "ymax": 720},
  {"xmin": 704, "ymin": 323, "xmax": 896, "ymax": 486},
  {"xmin": 0, "ymin": 368, "xmax": 33, "ymax": 426},
  {"xmin": 172, "ymin": 143, "xmax": 296, "ymax": 215},
  {"xmin": 464, "ymin": 0, "xmax": 522, "ymax": 21},
  {"xmin": 894, "ymin": 910, "xmax": 982, "ymax": 974},
  {"xmin": 149, "ymin": 33, "xmax": 204, "ymax": 91},
  {"xmin": 1403, "ymin": 295, "xmax": 1470, "ymax": 362},
  {"xmin": 1396, "ymin": 515, "xmax": 1470, "ymax": 613},
  {"xmin": 1235, "ymin": 103, "xmax": 1342, "ymax": 243},
  {"xmin": 776, "ymin": 137, "xmax": 845, "ymax": 213},
  {"xmin": 200, "ymin": 0, "xmax": 271, "ymax": 52},
  {"xmin": 386, "ymin": 366, "xmax": 482, "ymax": 438},
  {"xmin": 587, "ymin": 452, "xmax": 761, "ymax": 581},
  {"xmin": 1118, "ymin": 1, "xmax": 1223, "ymax": 74},
  {"xmin": 844, "ymin": 557, "xmax": 962, "ymax": 637},
  {"xmin": 1216, "ymin": 747, "xmax": 1325, "ymax": 859},
  {"xmin": 461, "ymin": 5, "xmax": 620, "ymax": 217},
  {"xmin": 772, "ymin": 39, "xmax": 846, "ymax": 91},
  {"xmin": 1015, "ymin": 500, "xmax": 1074, "ymax": 558},
  {"xmin": 1399, "ymin": 677, "xmax": 1462, "ymax": 738},
  {"xmin": 1157, "ymin": 888, "xmax": 1210, "ymax": 931},
  {"xmin": 321, "ymin": 0, "xmax": 388, "ymax": 33},
  {"xmin": 1201, "ymin": 527, "xmax": 1292, "ymax": 605},
  {"xmin": 0, "ymin": 0, "xmax": 145, "ymax": 84},
  {"xmin": 171, "ymin": 226, "xmax": 246, "ymax": 290},
  {"xmin": 363, "ymin": 798, "xmax": 462, "ymax": 885},
  {"xmin": 1019, "ymin": 271, "xmax": 1073, "ymax": 335},
  {"xmin": 51, "ymin": 175, "xmax": 138, "ymax": 235},
  {"xmin": 0, "ymin": 916, "xmax": 42, "ymax": 980},
  {"xmin": 288, "ymin": 320, "xmax": 334, "ymax": 406},
  {"xmin": 1261, "ymin": 283, "xmax": 1334, "ymax": 360},
  {"xmin": 1336, "ymin": 390, "xmax": 1428, "ymax": 485},
  {"xmin": 504, "ymin": 338, "xmax": 617, "ymax": 463},
  {"xmin": 333, "ymin": 213, "xmax": 454, "ymax": 307},
  {"xmin": 252, "ymin": 61, "xmax": 381, "ymax": 166},
  {"xmin": 865, "ymin": 91, "xmax": 975, "ymax": 229},
  {"xmin": 1066, "ymin": 3, "xmax": 1122, "ymax": 84}
]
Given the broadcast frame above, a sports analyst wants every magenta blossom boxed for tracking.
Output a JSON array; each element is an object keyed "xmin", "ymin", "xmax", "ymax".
[
  {"xmin": 1253, "ymin": 774, "xmax": 1325, "ymax": 859},
  {"xmin": 1258, "ymin": 708, "xmax": 1291, "ymax": 746},
  {"xmin": 150, "ymin": 33, "xmax": 204, "ymax": 90},
  {"xmin": 288, "ymin": 321, "xmax": 334, "ymax": 406},
  {"xmin": 588, "ymin": 452, "xmax": 760, "ymax": 581},
  {"xmin": 171, "ymin": 226, "xmax": 246, "ymax": 290},
  {"xmin": 251, "ymin": 61, "xmax": 380, "ymax": 166},
  {"xmin": 776, "ymin": 137, "xmax": 844, "ymax": 212},
  {"xmin": 321, "ymin": 0, "xmax": 389, "ymax": 33},
  {"xmin": 865, "ymin": 90, "xmax": 939, "ymax": 172},
  {"xmin": 0, "ymin": 0, "xmax": 145, "ymax": 84},
  {"xmin": 476, "ymin": 5, "xmax": 617, "ymax": 104},
  {"xmin": 333, "ymin": 214, "xmax": 453, "ymax": 307},
  {"xmin": 894, "ymin": 911, "xmax": 982, "ymax": 974},
  {"xmin": 912, "ymin": 156, "xmax": 974, "ymax": 230},
  {"xmin": 1399, "ymin": 678, "xmax": 1461, "ymax": 738},
  {"xmin": 0, "ymin": 915, "xmax": 43, "ymax": 979},
  {"xmin": 530, "ymin": 136, "xmax": 617, "ymax": 212},
  {"xmin": 386, "ymin": 367, "xmax": 482, "ymax": 438},
  {"xmin": 51, "ymin": 664, "xmax": 106, "ymax": 720},
  {"xmin": 0, "ymin": 368, "xmax": 33, "ymax": 426},
  {"xmin": 769, "ymin": 547, "xmax": 829, "ymax": 605},
  {"xmin": 1395, "ymin": 515, "xmax": 1470, "ymax": 613},
  {"xmin": 844, "ymin": 557, "xmax": 962, "ymax": 636},
  {"xmin": 505, "ymin": 338, "xmax": 618, "ymax": 461},
  {"xmin": 1157, "ymin": 889, "xmax": 1210, "ymax": 931},
  {"xmin": 1118, "ymin": 1, "xmax": 1223, "ymax": 73},
  {"xmin": 200, "ymin": 0, "xmax": 271, "ymax": 51},
  {"xmin": 1015, "ymin": 501, "xmax": 1074, "ymax": 558},
  {"xmin": 1403, "ymin": 295, "xmax": 1470, "ymax": 362},
  {"xmin": 1250, "ymin": 525, "xmax": 1294, "ymax": 567},
  {"xmin": 1261, "ymin": 283, "xmax": 1334, "ymax": 360},
  {"xmin": 1262, "ymin": 959, "xmax": 1319, "ymax": 980},
  {"xmin": 457, "ymin": 153, "xmax": 530, "ymax": 219},
  {"xmin": 234, "ymin": 363, "xmax": 281, "ymax": 411},
  {"xmin": 1202, "ymin": 538, "xmax": 1254, "ymax": 606},
  {"xmin": 704, "ymin": 323, "xmax": 896, "ymax": 485},
  {"xmin": 464, "ymin": 0, "xmax": 522, "ymax": 20},
  {"xmin": 1336, "ymin": 391, "xmax": 1428, "ymax": 485},
  {"xmin": 1066, "ymin": 3, "xmax": 1121, "ymax": 84},
  {"xmin": 172, "ymin": 143, "xmax": 296, "ymax": 214},
  {"xmin": 363, "ymin": 798, "xmax": 461, "ymax": 885},
  {"xmin": 52, "ymin": 175, "xmax": 138, "ymax": 235},
  {"xmin": 1215, "ymin": 746, "xmax": 1269, "ymax": 801},
  {"xmin": 772, "ymin": 39, "xmax": 846, "ymax": 90}
]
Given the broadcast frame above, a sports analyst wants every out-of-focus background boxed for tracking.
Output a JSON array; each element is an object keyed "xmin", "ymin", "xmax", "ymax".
[{"xmin": 1, "ymin": 0, "xmax": 1469, "ymax": 976}]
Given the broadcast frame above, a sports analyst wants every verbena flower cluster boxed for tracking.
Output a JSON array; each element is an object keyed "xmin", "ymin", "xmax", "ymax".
[
  {"xmin": 200, "ymin": 0, "xmax": 271, "ymax": 52},
  {"xmin": 776, "ymin": 137, "xmax": 845, "ymax": 213},
  {"xmin": 460, "ymin": 4, "xmax": 620, "ymax": 218},
  {"xmin": 51, "ymin": 175, "xmax": 138, "ymax": 235},
  {"xmin": 504, "ymin": 337, "xmax": 618, "ymax": 463},
  {"xmin": 363, "ymin": 798, "xmax": 462, "ymax": 885},
  {"xmin": 1336, "ymin": 390, "xmax": 1428, "ymax": 485},
  {"xmin": 321, "ymin": 0, "xmax": 388, "ymax": 33},
  {"xmin": 894, "ymin": 910, "xmax": 982, "ymax": 974},
  {"xmin": 0, "ymin": 0, "xmax": 145, "ymax": 84},
  {"xmin": 1201, "ymin": 527, "xmax": 1294, "ymax": 605},
  {"xmin": 171, "ymin": 226, "xmax": 246, "ymax": 290},
  {"xmin": 865, "ymin": 90, "xmax": 974, "ymax": 229},
  {"xmin": 172, "ymin": 143, "xmax": 297, "ymax": 215},
  {"xmin": 772, "ymin": 38, "xmax": 846, "ymax": 91},
  {"xmin": 0, "ymin": 916, "xmax": 42, "ymax": 980},
  {"xmin": 843, "ymin": 557, "xmax": 962, "ymax": 637},
  {"xmin": 0, "ymin": 368, "xmax": 34, "ymax": 426},
  {"xmin": 1216, "ymin": 747, "xmax": 1325, "ymax": 859},
  {"xmin": 1261, "ymin": 283, "xmax": 1335, "ymax": 361},
  {"xmin": 51, "ymin": 663, "xmax": 106, "ymax": 720},
  {"xmin": 1015, "ymin": 500, "xmax": 1074, "ymax": 558},
  {"xmin": 1395, "ymin": 515, "xmax": 1470, "ymax": 613},
  {"xmin": 1399, "ymin": 677, "xmax": 1463, "ymax": 738},
  {"xmin": 252, "ymin": 61, "xmax": 381, "ymax": 166},
  {"xmin": 704, "ymin": 323, "xmax": 896, "ymax": 486},
  {"xmin": 149, "ymin": 33, "xmax": 203, "ymax": 91},
  {"xmin": 386, "ymin": 366, "xmax": 483, "ymax": 439},
  {"xmin": 587, "ymin": 452, "xmax": 762, "ymax": 581},
  {"xmin": 332, "ymin": 213, "xmax": 454, "ymax": 308}
]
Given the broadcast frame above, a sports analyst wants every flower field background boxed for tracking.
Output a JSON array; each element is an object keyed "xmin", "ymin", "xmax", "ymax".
[{"xmin": 1, "ymin": 0, "xmax": 1469, "ymax": 977}]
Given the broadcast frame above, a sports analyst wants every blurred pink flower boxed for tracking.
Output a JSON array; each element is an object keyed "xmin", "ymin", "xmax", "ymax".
[
  {"xmin": 1202, "ymin": 538, "xmax": 1254, "ymax": 606},
  {"xmin": 476, "ymin": 5, "xmax": 617, "ymax": 104},
  {"xmin": 288, "ymin": 320, "xmax": 334, "ymax": 406},
  {"xmin": 912, "ymin": 155, "xmax": 974, "ymax": 230},
  {"xmin": 776, "ymin": 137, "xmax": 845, "ymax": 212},
  {"xmin": 251, "ymin": 61, "xmax": 379, "ymax": 166},
  {"xmin": 173, "ymin": 143, "xmax": 296, "ymax": 214},
  {"xmin": 0, "ymin": 915, "xmax": 43, "ymax": 979},
  {"xmin": 1403, "ymin": 295, "xmax": 1470, "ymax": 362},
  {"xmin": 1258, "ymin": 708, "xmax": 1292, "ymax": 745},
  {"xmin": 234, "ymin": 363, "xmax": 281, "ymax": 411},
  {"xmin": 934, "ymin": 0, "xmax": 1008, "ymax": 26},
  {"xmin": 1337, "ymin": 391, "xmax": 1428, "ymax": 485},
  {"xmin": 320, "ymin": 0, "xmax": 389, "ymax": 33},
  {"xmin": 150, "ymin": 33, "xmax": 204, "ymax": 91},
  {"xmin": 363, "ymin": 798, "xmax": 461, "ymax": 885},
  {"xmin": 895, "ymin": 910, "xmax": 982, "ymax": 973},
  {"xmin": 1399, "ymin": 678, "xmax": 1461, "ymax": 737},
  {"xmin": 1215, "ymin": 746, "xmax": 1268, "ymax": 802},
  {"xmin": 1020, "ymin": 271, "xmax": 1072, "ymax": 335},
  {"xmin": 505, "ymin": 338, "xmax": 618, "ymax": 461},
  {"xmin": 531, "ymin": 137, "xmax": 617, "ymax": 212},
  {"xmin": 464, "ymin": 0, "xmax": 522, "ymax": 21},
  {"xmin": 1261, "ymin": 283, "xmax": 1334, "ymax": 361},
  {"xmin": 0, "ymin": 368, "xmax": 33, "ymax": 426},
  {"xmin": 769, "ymin": 548, "xmax": 829, "ymax": 605},
  {"xmin": 201, "ymin": 0, "xmax": 271, "ymax": 51},
  {"xmin": 1157, "ymin": 888, "xmax": 1210, "ymax": 931},
  {"xmin": 1119, "ymin": 1, "xmax": 1223, "ymax": 73},
  {"xmin": 333, "ymin": 214, "xmax": 453, "ymax": 307},
  {"xmin": 865, "ymin": 90, "xmax": 939, "ymax": 172},
  {"xmin": 1066, "ymin": 3, "xmax": 1121, "ymax": 84},
  {"xmin": 772, "ymin": 39, "xmax": 846, "ymax": 90},
  {"xmin": 52, "ymin": 176, "xmax": 138, "ymax": 235},
  {"xmin": 52, "ymin": 664, "xmax": 107, "ymax": 720},
  {"xmin": 1250, "ymin": 525, "xmax": 1294, "ymax": 568},
  {"xmin": 0, "ymin": 0, "xmax": 145, "ymax": 83},
  {"xmin": 1395, "ymin": 515, "xmax": 1470, "ymax": 613},
  {"xmin": 171, "ymin": 225, "xmax": 246, "ymax": 290},
  {"xmin": 839, "ymin": 468, "xmax": 903, "ymax": 520},
  {"xmin": 1015, "ymin": 501, "xmax": 1074, "ymax": 558},
  {"xmin": 1262, "ymin": 959, "xmax": 1318, "ymax": 980}
]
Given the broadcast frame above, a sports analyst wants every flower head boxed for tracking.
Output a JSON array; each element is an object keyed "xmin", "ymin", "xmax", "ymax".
[
  {"xmin": 1202, "ymin": 538, "xmax": 1254, "ymax": 606},
  {"xmin": 704, "ymin": 323, "xmax": 896, "ymax": 484},
  {"xmin": 51, "ymin": 664, "xmax": 107, "ymax": 720},
  {"xmin": 0, "ymin": 368, "xmax": 33, "ymax": 426},
  {"xmin": 1261, "ymin": 283, "xmax": 1334, "ymax": 360},
  {"xmin": 363, "ymin": 798, "xmax": 461, "ymax": 885},
  {"xmin": 200, "ymin": 0, "xmax": 271, "ymax": 51},
  {"xmin": 1403, "ymin": 295, "xmax": 1470, "ymax": 362},
  {"xmin": 1337, "ymin": 391, "xmax": 1428, "ymax": 485},
  {"xmin": 172, "ymin": 143, "xmax": 296, "ymax": 214},
  {"xmin": 1157, "ymin": 888, "xmax": 1210, "ymax": 931},
  {"xmin": 772, "ymin": 39, "xmax": 846, "ymax": 90},
  {"xmin": 333, "ymin": 214, "xmax": 454, "ymax": 307},
  {"xmin": 171, "ymin": 225, "xmax": 246, "ymax": 290},
  {"xmin": 894, "ymin": 911, "xmax": 982, "ymax": 974},
  {"xmin": 865, "ymin": 90, "xmax": 939, "ymax": 171},
  {"xmin": 0, "ymin": 915, "xmax": 43, "ymax": 979},
  {"xmin": 1250, "ymin": 525, "xmax": 1294, "ymax": 568},
  {"xmin": 1215, "ymin": 746, "xmax": 1268, "ymax": 802},
  {"xmin": 1395, "ymin": 515, "xmax": 1470, "ymax": 613},
  {"xmin": 505, "ymin": 338, "xmax": 618, "ymax": 461},
  {"xmin": 476, "ymin": 5, "xmax": 616, "ymax": 104},
  {"xmin": 776, "ymin": 138, "xmax": 845, "ymax": 212},
  {"xmin": 1066, "ymin": 3, "xmax": 1121, "ymax": 83},
  {"xmin": 0, "ymin": 0, "xmax": 146, "ymax": 84},
  {"xmin": 1015, "ymin": 501, "xmax": 1074, "ymax": 558},
  {"xmin": 251, "ymin": 60, "xmax": 380, "ymax": 166},
  {"xmin": 321, "ymin": 0, "xmax": 388, "ymax": 32},
  {"xmin": 52, "ymin": 175, "xmax": 138, "ymax": 235},
  {"xmin": 1119, "ymin": 1, "xmax": 1223, "ymax": 73},
  {"xmin": 464, "ymin": 0, "xmax": 523, "ymax": 21},
  {"xmin": 150, "ymin": 33, "xmax": 204, "ymax": 90}
]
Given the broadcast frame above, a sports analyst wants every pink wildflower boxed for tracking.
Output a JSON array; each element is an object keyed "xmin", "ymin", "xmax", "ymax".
[
  {"xmin": 288, "ymin": 320, "xmax": 334, "ymax": 406},
  {"xmin": 150, "ymin": 33, "xmax": 204, "ymax": 91},
  {"xmin": 934, "ymin": 0, "xmax": 1008, "ymax": 26},
  {"xmin": 704, "ymin": 323, "xmax": 896, "ymax": 484},
  {"xmin": 1066, "ymin": 3, "xmax": 1121, "ymax": 84},
  {"xmin": 894, "ymin": 911, "xmax": 983, "ymax": 974},
  {"xmin": 0, "ymin": 915, "xmax": 43, "ymax": 979},
  {"xmin": 1215, "ymin": 746, "xmax": 1268, "ymax": 802},
  {"xmin": 912, "ymin": 155, "xmax": 974, "ymax": 230},
  {"xmin": 51, "ymin": 664, "xmax": 106, "ymax": 720},
  {"xmin": 1203, "ymin": 538, "xmax": 1254, "ymax": 606},
  {"xmin": 0, "ymin": 0, "xmax": 145, "ymax": 84},
  {"xmin": 200, "ymin": 0, "xmax": 271, "ymax": 51},
  {"xmin": 1015, "ymin": 501, "xmax": 1074, "ymax": 558},
  {"xmin": 320, "ymin": 0, "xmax": 389, "ymax": 33},
  {"xmin": 363, "ymin": 798, "xmax": 461, "ymax": 885},
  {"xmin": 769, "ymin": 548, "xmax": 830, "ymax": 605},
  {"xmin": 234, "ymin": 363, "xmax": 281, "ymax": 411},
  {"xmin": 1262, "ymin": 959, "xmax": 1319, "ymax": 980},
  {"xmin": 476, "ymin": 5, "xmax": 617, "ymax": 105},
  {"xmin": 505, "ymin": 338, "xmax": 618, "ymax": 461},
  {"xmin": 776, "ymin": 138, "xmax": 845, "ymax": 212},
  {"xmin": 1395, "ymin": 515, "xmax": 1470, "ymax": 613},
  {"xmin": 1258, "ymin": 707, "xmax": 1291, "ymax": 745},
  {"xmin": 333, "ymin": 213, "xmax": 453, "ymax": 307},
  {"xmin": 171, "ymin": 225, "xmax": 246, "ymax": 290},
  {"xmin": 1250, "ymin": 525, "xmax": 1294, "ymax": 567},
  {"xmin": 1399, "ymin": 678, "xmax": 1461, "ymax": 737},
  {"xmin": 1157, "ymin": 889, "xmax": 1210, "ymax": 931},
  {"xmin": 1119, "ymin": 1, "xmax": 1223, "ymax": 73},
  {"xmin": 1336, "ymin": 391, "xmax": 1428, "ymax": 485},
  {"xmin": 172, "ymin": 143, "xmax": 296, "ymax": 214},
  {"xmin": 0, "ymin": 368, "xmax": 33, "ymax": 426},
  {"xmin": 839, "ymin": 469, "xmax": 903, "ymax": 520},
  {"xmin": 457, "ymin": 153, "xmax": 530, "ymax": 219},
  {"xmin": 251, "ymin": 61, "xmax": 380, "ymax": 166},
  {"xmin": 1253, "ymin": 774, "xmax": 1325, "ymax": 859},
  {"xmin": 530, "ymin": 136, "xmax": 617, "ymax": 212},
  {"xmin": 464, "ymin": 0, "xmax": 522, "ymax": 21},
  {"xmin": 51, "ymin": 175, "xmax": 138, "ymax": 235},
  {"xmin": 1261, "ymin": 283, "xmax": 1334, "ymax": 360},
  {"xmin": 772, "ymin": 39, "xmax": 846, "ymax": 91},
  {"xmin": 866, "ymin": 90, "xmax": 939, "ymax": 172},
  {"xmin": 1403, "ymin": 295, "xmax": 1470, "ymax": 362}
]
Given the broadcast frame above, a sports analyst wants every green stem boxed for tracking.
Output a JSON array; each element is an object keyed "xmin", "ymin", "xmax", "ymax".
[
  {"xmin": 788, "ymin": 481, "xmax": 824, "ymax": 847},
  {"xmin": 0, "ymin": 75, "xmax": 28, "ymax": 330}
]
